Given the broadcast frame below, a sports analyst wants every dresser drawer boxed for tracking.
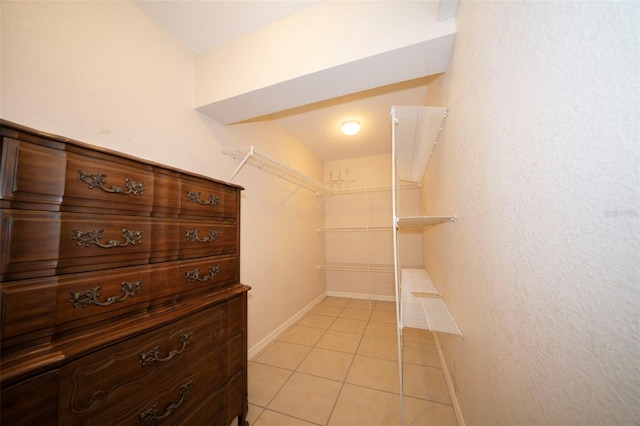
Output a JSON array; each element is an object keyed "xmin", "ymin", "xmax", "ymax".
[
  {"xmin": 150, "ymin": 218, "xmax": 179, "ymax": 263},
  {"xmin": 177, "ymin": 256, "xmax": 239, "ymax": 297},
  {"xmin": 149, "ymin": 257, "xmax": 240, "ymax": 302},
  {"xmin": 58, "ymin": 213, "xmax": 151, "ymax": 274},
  {"xmin": 228, "ymin": 295, "xmax": 246, "ymax": 341},
  {"xmin": 182, "ymin": 379, "xmax": 228, "ymax": 426},
  {"xmin": 226, "ymin": 371, "xmax": 246, "ymax": 423},
  {"xmin": 1, "ymin": 210, "xmax": 152, "ymax": 280},
  {"xmin": 1, "ymin": 370, "xmax": 58, "ymax": 426},
  {"xmin": 63, "ymin": 151, "xmax": 154, "ymax": 215},
  {"xmin": 183, "ymin": 371, "xmax": 244, "ymax": 426},
  {"xmin": 61, "ymin": 370, "xmax": 216, "ymax": 425},
  {"xmin": 0, "ymin": 209, "xmax": 61, "ymax": 281},
  {"xmin": 179, "ymin": 176, "xmax": 238, "ymax": 219},
  {"xmin": 0, "ymin": 137, "xmax": 66, "ymax": 210},
  {"xmin": 151, "ymin": 168, "xmax": 180, "ymax": 217},
  {"xmin": 56, "ymin": 266, "xmax": 151, "ymax": 329},
  {"xmin": 0, "ymin": 277, "xmax": 57, "ymax": 347},
  {"xmin": 178, "ymin": 219, "xmax": 237, "ymax": 259},
  {"xmin": 149, "ymin": 263, "xmax": 180, "ymax": 301},
  {"xmin": 58, "ymin": 302, "xmax": 237, "ymax": 425}
]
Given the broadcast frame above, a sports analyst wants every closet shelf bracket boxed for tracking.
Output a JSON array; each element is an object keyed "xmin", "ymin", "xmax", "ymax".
[
  {"xmin": 222, "ymin": 145, "xmax": 332, "ymax": 203},
  {"xmin": 396, "ymin": 215, "xmax": 458, "ymax": 228}
]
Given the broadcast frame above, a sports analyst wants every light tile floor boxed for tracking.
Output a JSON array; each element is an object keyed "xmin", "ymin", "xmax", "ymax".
[{"xmin": 246, "ymin": 297, "xmax": 458, "ymax": 426}]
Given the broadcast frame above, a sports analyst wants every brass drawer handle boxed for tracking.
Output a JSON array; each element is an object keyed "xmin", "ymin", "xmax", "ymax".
[
  {"xmin": 139, "ymin": 331, "xmax": 194, "ymax": 366},
  {"xmin": 70, "ymin": 280, "xmax": 142, "ymax": 308},
  {"xmin": 185, "ymin": 265, "xmax": 220, "ymax": 282},
  {"xmin": 185, "ymin": 228, "xmax": 219, "ymax": 243},
  {"xmin": 78, "ymin": 169, "xmax": 145, "ymax": 195},
  {"xmin": 73, "ymin": 228, "xmax": 143, "ymax": 248},
  {"xmin": 137, "ymin": 379, "xmax": 193, "ymax": 425},
  {"xmin": 185, "ymin": 191, "xmax": 220, "ymax": 206}
]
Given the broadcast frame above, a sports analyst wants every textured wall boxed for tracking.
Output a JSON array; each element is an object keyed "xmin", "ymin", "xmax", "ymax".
[{"xmin": 421, "ymin": 2, "xmax": 639, "ymax": 425}]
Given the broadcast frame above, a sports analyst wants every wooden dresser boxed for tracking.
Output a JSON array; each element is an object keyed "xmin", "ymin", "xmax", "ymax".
[{"xmin": 0, "ymin": 120, "xmax": 250, "ymax": 425}]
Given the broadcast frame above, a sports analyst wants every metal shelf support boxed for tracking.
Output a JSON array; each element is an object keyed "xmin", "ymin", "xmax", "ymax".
[{"xmin": 223, "ymin": 145, "xmax": 332, "ymax": 203}]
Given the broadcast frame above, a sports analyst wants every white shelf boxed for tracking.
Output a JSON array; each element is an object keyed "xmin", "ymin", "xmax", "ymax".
[
  {"xmin": 401, "ymin": 268, "xmax": 438, "ymax": 295},
  {"xmin": 403, "ymin": 295, "xmax": 463, "ymax": 335},
  {"xmin": 329, "ymin": 182, "xmax": 421, "ymax": 195},
  {"xmin": 396, "ymin": 215, "xmax": 457, "ymax": 228},
  {"xmin": 400, "ymin": 268, "xmax": 462, "ymax": 335},
  {"xmin": 391, "ymin": 105, "xmax": 459, "ymax": 426},
  {"xmin": 222, "ymin": 145, "xmax": 332, "ymax": 202},
  {"xmin": 391, "ymin": 106, "xmax": 448, "ymax": 183}
]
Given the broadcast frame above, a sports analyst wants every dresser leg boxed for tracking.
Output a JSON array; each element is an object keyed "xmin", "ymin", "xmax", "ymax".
[
  {"xmin": 238, "ymin": 413, "xmax": 249, "ymax": 426},
  {"xmin": 238, "ymin": 397, "xmax": 249, "ymax": 425}
]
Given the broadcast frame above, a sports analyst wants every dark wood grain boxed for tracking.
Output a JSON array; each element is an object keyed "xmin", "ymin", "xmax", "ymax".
[{"xmin": 0, "ymin": 119, "xmax": 249, "ymax": 425}]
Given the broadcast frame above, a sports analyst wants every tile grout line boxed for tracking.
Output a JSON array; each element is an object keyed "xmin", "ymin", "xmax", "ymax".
[
  {"xmin": 249, "ymin": 298, "xmax": 456, "ymax": 425},
  {"xmin": 254, "ymin": 299, "xmax": 349, "ymax": 425},
  {"xmin": 324, "ymin": 301, "xmax": 377, "ymax": 425},
  {"xmin": 251, "ymin": 304, "xmax": 338, "ymax": 415},
  {"xmin": 298, "ymin": 300, "xmax": 349, "ymax": 426}
]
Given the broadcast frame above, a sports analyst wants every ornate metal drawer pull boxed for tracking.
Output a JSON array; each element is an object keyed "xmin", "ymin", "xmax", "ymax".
[
  {"xmin": 185, "ymin": 229, "xmax": 219, "ymax": 243},
  {"xmin": 139, "ymin": 331, "xmax": 194, "ymax": 366},
  {"xmin": 73, "ymin": 228, "xmax": 143, "ymax": 248},
  {"xmin": 185, "ymin": 265, "xmax": 220, "ymax": 282},
  {"xmin": 78, "ymin": 169, "xmax": 145, "ymax": 195},
  {"xmin": 137, "ymin": 379, "xmax": 193, "ymax": 425},
  {"xmin": 70, "ymin": 280, "xmax": 142, "ymax": 308},
  {"xmin": 186, "ymin": 191, "xmax": 220, "ymax": 206}
]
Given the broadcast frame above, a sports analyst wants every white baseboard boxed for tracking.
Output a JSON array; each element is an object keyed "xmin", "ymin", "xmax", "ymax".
[
  {"xmin": 326, "ymin": 291, "xmax": 396, "ymax": 303},
  {"xmin": 248, "ymin": 292, "xmax": 327, "ymax": 360},
  {"xmin": 433, "ymin": 332, "xmax": 466, "ymax": 426}
]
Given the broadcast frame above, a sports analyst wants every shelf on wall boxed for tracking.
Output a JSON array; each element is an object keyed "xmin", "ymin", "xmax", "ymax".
[
  {"xmin": 396, "ymin": 215, "xmax": 457, "ymax": 228},
  {"xmin": 222, "ymin": 145, "xmax": 332, "ymax": 202},
  {"xmin": 400, "ymin": 268, "xmax": 462, "ymax": 336},
  {"xmin": 391, "ymin": 105, "xmax": 460, "ymax": 337},
  {"xmin": 329, "ymin": 182, "xmax": 421, "ymax": 195},
  {"xmin": 391, "ymin": 105, "xmax": 460, "ymax": 426},
  {"xmin": 401, "ymin": 268, "xmax": 438, "ymax": 295},
  {"xmin": 402, "ymin": 292, "xmax": 463, "ymax": 335},
  {"xmin": 391, "ymin": 105, "xmax": 448, "ymax": 183}
]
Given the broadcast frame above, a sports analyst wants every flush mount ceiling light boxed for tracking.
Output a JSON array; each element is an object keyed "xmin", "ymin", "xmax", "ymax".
[{"xmin": 341, "ymin": 120, "xmax": 361, "ymax": 136}]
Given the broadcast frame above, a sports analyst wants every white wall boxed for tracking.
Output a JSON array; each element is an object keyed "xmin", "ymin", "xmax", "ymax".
[
  {"xmin": 322, "ymin": 154, "xmax": 422, "ymax": 299},
  {"xmin": 195, "ymin": 1, "xmax": 446, "ymax": 106},
  {"xmin": 0, "ymin": 0, "xmax": 326, "ymax": 352},
  {"xmin": 421, "ymin": 2, "xmax": 639, "ymax": 425},
  {"xmin": 217, "ymin": 124, "xmax": 326, "ymax": 354}
]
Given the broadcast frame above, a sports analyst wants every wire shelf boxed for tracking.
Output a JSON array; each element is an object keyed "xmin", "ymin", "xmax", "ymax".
[{"xmin": 222, "ymin": 145, "xmax": 332, "ymax": 202}]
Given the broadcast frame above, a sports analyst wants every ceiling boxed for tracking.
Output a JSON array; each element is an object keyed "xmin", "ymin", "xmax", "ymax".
[
  {"xmin": 133, "ymin": 1, "xmax": 455, "ymax": 162},
  {"xmin": 132, "ymin": 1, "xmax": 322, "ymax": 54},
  {"xmin": 266, "ymin": 78, "xmax": 430, "ymax": 161}
]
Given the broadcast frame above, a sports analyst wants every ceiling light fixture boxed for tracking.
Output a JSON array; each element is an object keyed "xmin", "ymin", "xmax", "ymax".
[{"xmin": 341, "ymin": 120, "xmax": 361, "ymax": 136}]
